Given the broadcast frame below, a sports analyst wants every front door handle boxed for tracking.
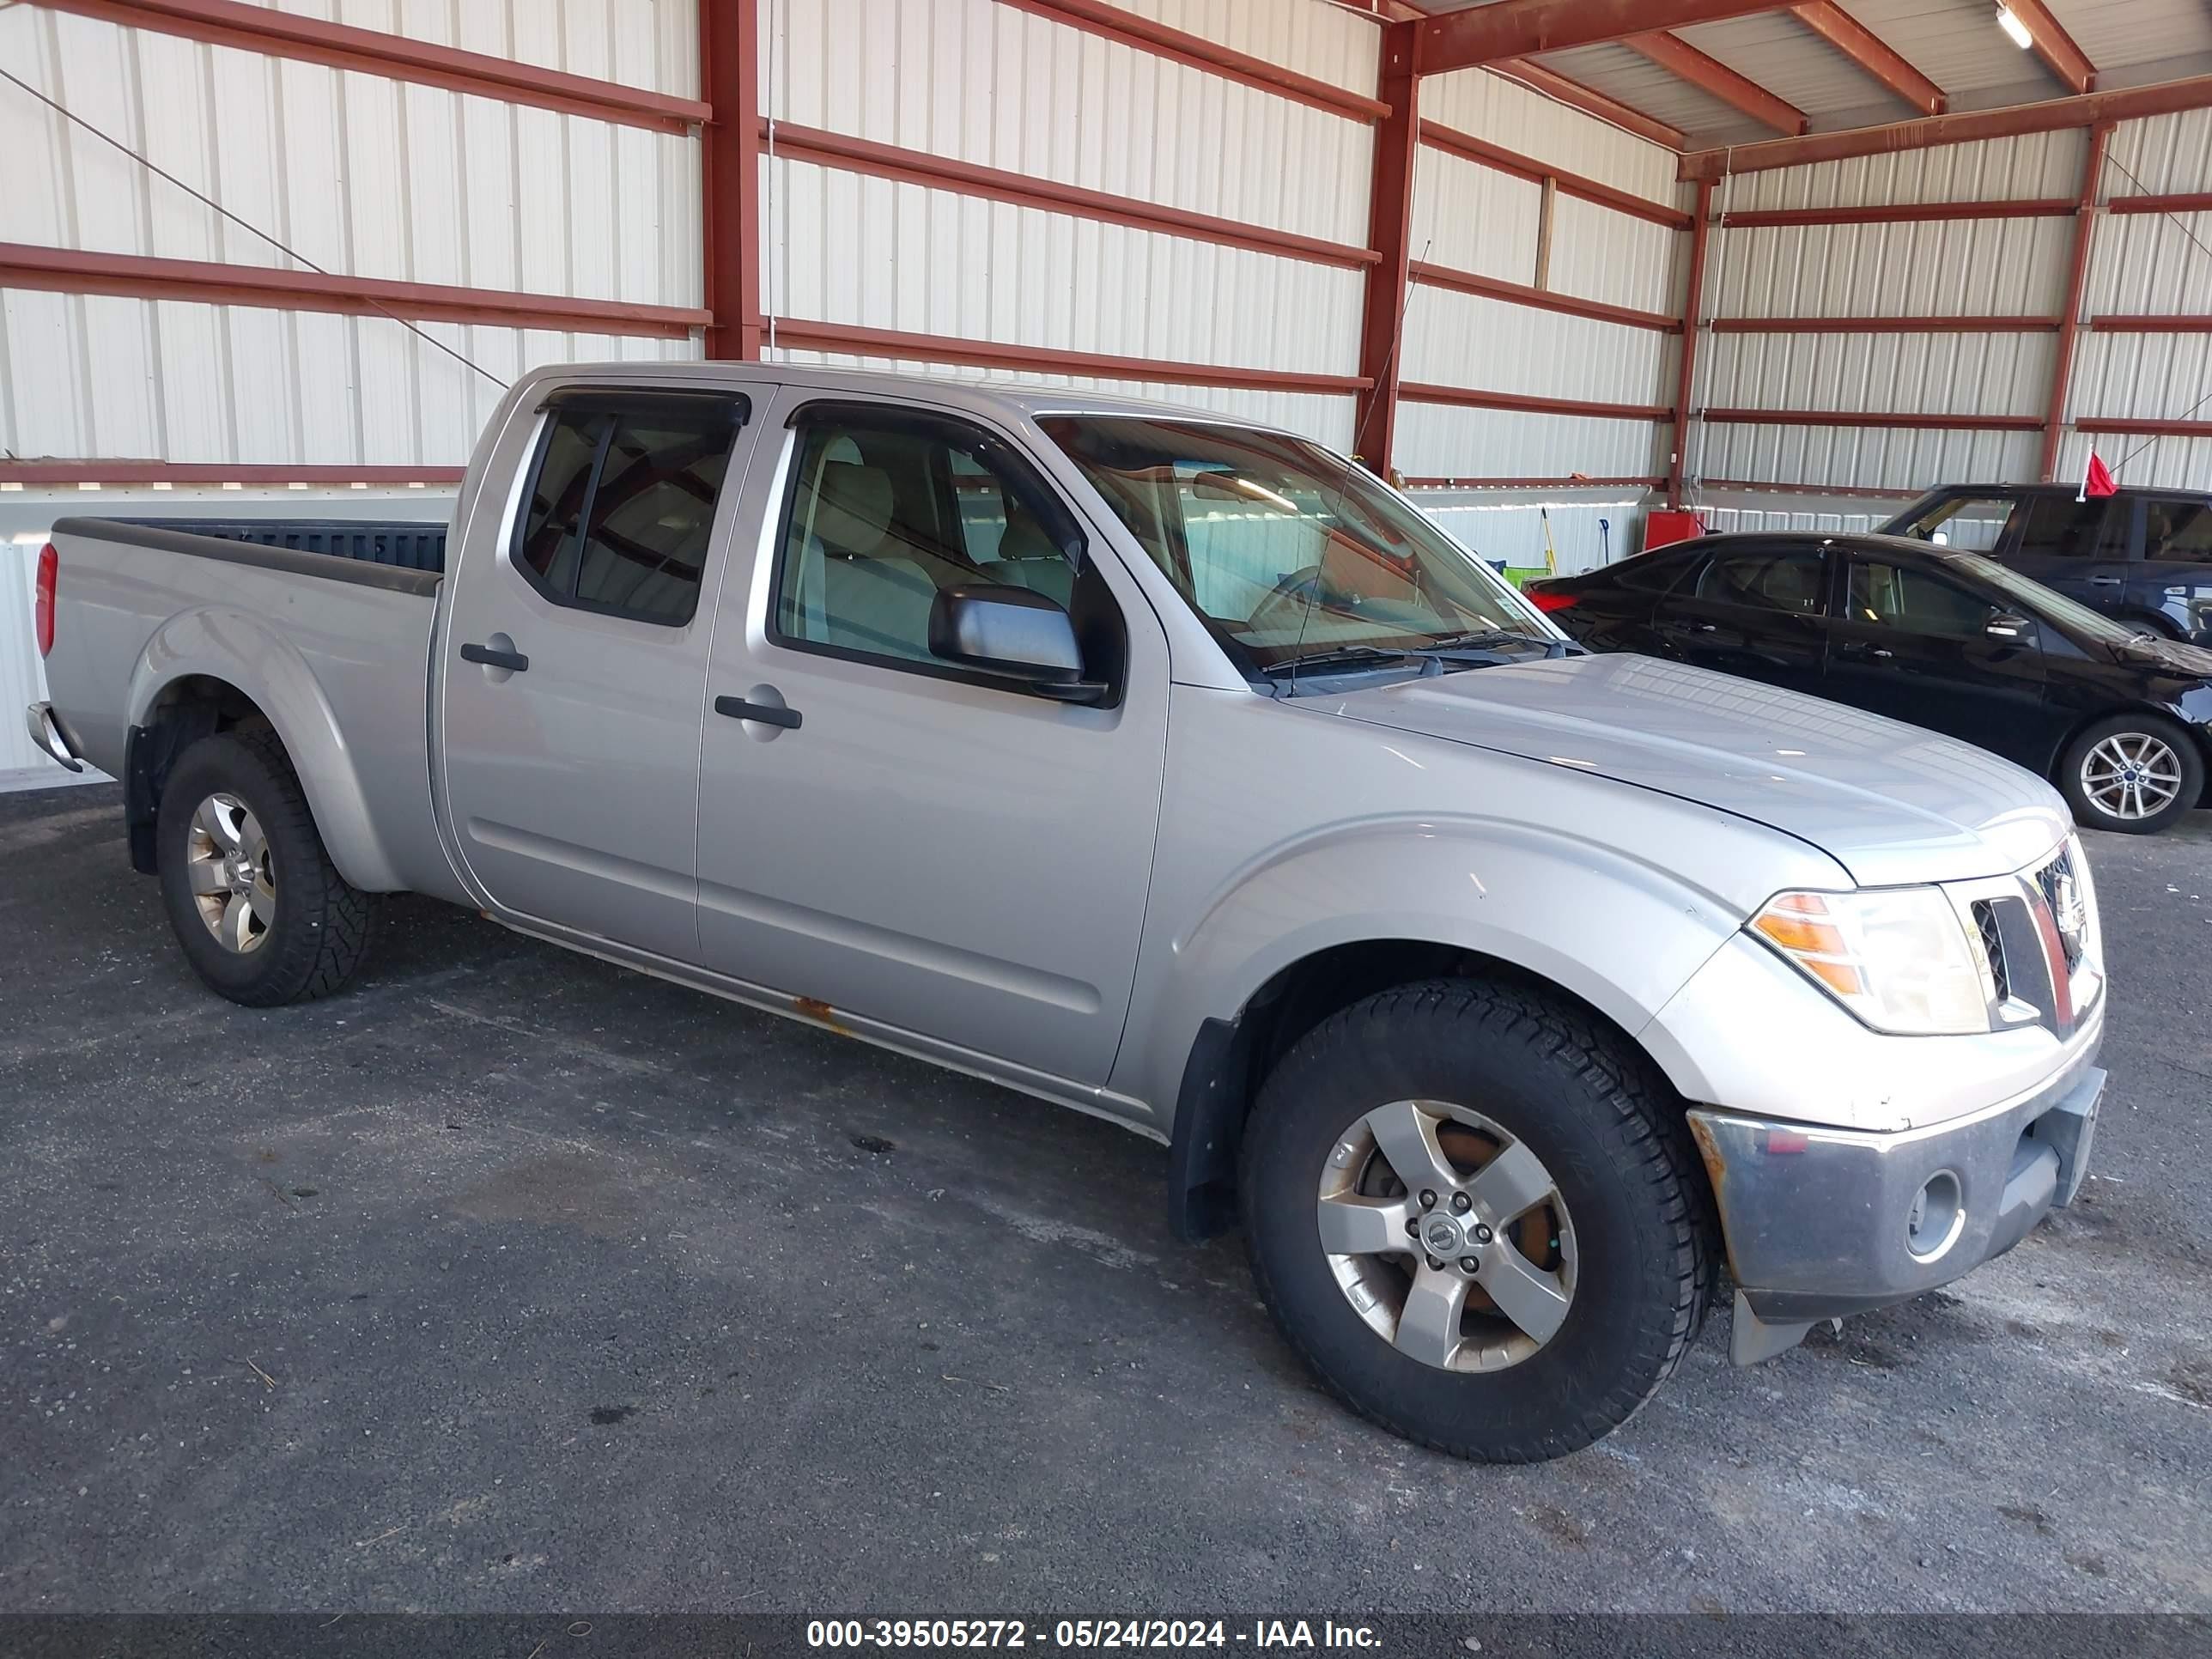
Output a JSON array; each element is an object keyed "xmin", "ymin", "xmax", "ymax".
[
  {"xmin": 1841, "ymin": 641, "xmax": 1895, "ymax": 660},
  {"xmin": 2087, "ymin": 575, "xmax": 2124, "ymax": 586},
  {"xmin": 460, "ymin": 641, "xmax": 530, "ymax": 672},
  {"xmin": 715, "ymin": 695, "xmax": 802, "ymax": 730}
]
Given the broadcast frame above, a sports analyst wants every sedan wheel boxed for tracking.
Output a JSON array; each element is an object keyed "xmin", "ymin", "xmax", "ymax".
[{"xmin": 2078, "ymin": 732, "xmax": 2185, "ymax": 823}]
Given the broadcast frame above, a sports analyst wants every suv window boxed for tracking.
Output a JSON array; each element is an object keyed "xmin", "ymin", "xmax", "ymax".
[
  {"xmin": 2142, "ymin": 498, "xmax": 2212, "ymax": 564},
  {"xmin": 2014, "ymin": 496, "xmax": 2112, "ymax": 562},
  {"xmin": 1848, "ymin": 561, "xmax": 1991, "ymax": 639},
  {"xmin": 513, "ymin": 394, "xmax": 746, "ymax": 625},
  {"xmin": 1889, "ymin": 495, "xmax": 2018, "ymax": 550},
  {"xmin": 770, "ymin": 406, "xmax": 1093, "ymax": 673},
  {"xmin": 1692, "ymin": 548, "xmax": 1826, "ymax": 616}
]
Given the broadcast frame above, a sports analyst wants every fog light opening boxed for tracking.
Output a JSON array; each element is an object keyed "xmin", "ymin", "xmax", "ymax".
[{"xmin": 1905, "ymin": 1170, "xmax": 1966, "ymax": 1262}]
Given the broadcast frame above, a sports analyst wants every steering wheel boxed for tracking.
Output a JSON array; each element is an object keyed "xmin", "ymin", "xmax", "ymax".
[{"xmin": 1249, "ymin": 564, "xmax": 1353, "ymax": 632}]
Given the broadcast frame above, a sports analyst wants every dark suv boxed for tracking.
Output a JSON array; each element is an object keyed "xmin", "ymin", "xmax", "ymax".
[{"xmin": 1882, "ymin": 484, "xmax": 2212, "ymax": 645}]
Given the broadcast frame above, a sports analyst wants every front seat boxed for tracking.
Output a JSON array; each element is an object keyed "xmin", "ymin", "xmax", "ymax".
[
  {"xmin": 988, "ymin": 499, "xmax": 1077, "ymax": 610},
  {"xmin": 802, "ymin": 462, "xmax": 939, "ymax": 660}
]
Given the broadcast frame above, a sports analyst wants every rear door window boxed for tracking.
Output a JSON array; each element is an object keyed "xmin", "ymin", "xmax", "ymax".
[
  {"xmin": 2142, "ymin": 499, "xmax": 2212, "ymax": 564},
  {"xmin": 1690, "ymin": 547, "xmax": 1827, "ymax": 617},
  {"xmin": 513, "ymin": 392, "xmax": 749, "ymax": 626},
  {"xmin": 1846, "ymin": 561, "xmax": 1991, "ymax": 640},
  {"xmin": 2013, "ymin": 496, "xmax": 2113, "ymax": 562}
]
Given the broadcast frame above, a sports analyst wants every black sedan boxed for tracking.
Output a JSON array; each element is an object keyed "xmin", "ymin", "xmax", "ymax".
[{"xmin": 1523, "ymin": 532, "xmax": 2212, "ymax": 835}]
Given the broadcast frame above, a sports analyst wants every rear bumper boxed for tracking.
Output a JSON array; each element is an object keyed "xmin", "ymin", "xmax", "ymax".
[
  {"xmin": 1687, "ymin": 1036, "xmax": 2103, "ymax": 1363},
  {"xmin": 24, "ymin": 702, "xmax": 84, "ymax": 773}
]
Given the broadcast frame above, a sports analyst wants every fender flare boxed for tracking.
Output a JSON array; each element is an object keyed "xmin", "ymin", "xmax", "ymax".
[{"xmin": 125, "ymin": 606, "xmax": 408, "ymax": 892}]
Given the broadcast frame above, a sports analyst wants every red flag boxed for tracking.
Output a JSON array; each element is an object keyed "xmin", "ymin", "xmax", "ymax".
[{"xmin": 2080, "ymin": 451, "xmax": 2118, "ymax": 501}]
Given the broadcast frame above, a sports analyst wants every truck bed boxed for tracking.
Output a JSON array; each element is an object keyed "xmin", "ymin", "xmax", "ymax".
[{"xmin": 104, "ymin": 517, "xmax": 447, "ymax": 575}]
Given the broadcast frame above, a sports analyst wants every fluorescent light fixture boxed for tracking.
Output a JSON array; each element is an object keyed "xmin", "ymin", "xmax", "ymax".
[{"xmin": 1995, "ymin": 4, "xmax": 2035, "ymax": 50}]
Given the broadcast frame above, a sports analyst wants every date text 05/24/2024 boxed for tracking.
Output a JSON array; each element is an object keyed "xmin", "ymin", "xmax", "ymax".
[{"xmin": 805, "ymin": 1620, "xmax": 1383, "ymax": 1650}]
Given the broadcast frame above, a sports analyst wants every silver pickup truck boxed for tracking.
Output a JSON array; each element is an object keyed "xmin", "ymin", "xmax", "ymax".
[{"xmin": 28, "ymin": 362, "xmax": 2106, "ymax": 1462}]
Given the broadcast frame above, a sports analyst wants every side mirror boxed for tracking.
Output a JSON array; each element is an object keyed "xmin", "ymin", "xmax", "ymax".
[
  {"xmin": 928, "ymin": 586, "xmax": 1108, "ymax": 704},
  {"xmin": 1986, "ymin": 611, "xmax": 2035, "ymax": 641}
]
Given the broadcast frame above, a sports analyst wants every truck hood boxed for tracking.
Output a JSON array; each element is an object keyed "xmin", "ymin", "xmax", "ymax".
[{"xmin": 1322, "ymin": 652, "xmax": 2069, "ymax": 886}]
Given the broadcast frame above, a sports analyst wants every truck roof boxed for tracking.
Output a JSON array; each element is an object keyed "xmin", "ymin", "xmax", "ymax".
[{"xmin": 534, "ymin": 357, "xmax": 1293, "ymax": 434}]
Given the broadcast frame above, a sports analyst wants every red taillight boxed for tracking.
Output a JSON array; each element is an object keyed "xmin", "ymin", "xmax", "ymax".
[
  {"xmin": 34, "ymin": 542, "xmax": 57, "ymax": 658},
  {"xmin": 1528, "ymin": 588, "xmax": 1578, "ymax": 614}
]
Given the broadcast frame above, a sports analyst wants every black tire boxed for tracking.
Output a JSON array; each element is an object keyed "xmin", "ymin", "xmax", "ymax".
[
  {"xmin": 155, "ymin": 726, "xmax": 377, "ymax": 1006},
  {"xmin": 1239, "ymin": 979, "xmax": 1714, "ymax": 1463},
  {"xmin": 2056, "ymin": 712, "xmax": 2204, "ymax": 836}
]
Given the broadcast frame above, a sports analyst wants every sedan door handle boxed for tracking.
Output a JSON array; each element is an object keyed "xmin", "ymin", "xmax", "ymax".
[
  {"xmin": 2087, "ymin": 575, "xmax": 2124, "ymax": 586},
  {"xmin": 460, "ymin": 641, "xmax": 529, "ymax": 672},
  {"xmin": 715, "ymin": 695, "xmax": 802, "ymax": 730},
  {"xmin": 1841, "ymin": 641, "xmax": 1895, "ymax": 659}
]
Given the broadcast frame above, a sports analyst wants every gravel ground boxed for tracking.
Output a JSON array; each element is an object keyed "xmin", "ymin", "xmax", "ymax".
[{"xmin": 2, "ymin": 783, "xmax": 2208, "ymax": 1614}]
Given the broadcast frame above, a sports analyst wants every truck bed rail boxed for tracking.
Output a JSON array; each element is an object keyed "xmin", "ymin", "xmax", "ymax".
[{"xmin": 51, "ymin": 518, "xmax": 444, "ymax": 598}]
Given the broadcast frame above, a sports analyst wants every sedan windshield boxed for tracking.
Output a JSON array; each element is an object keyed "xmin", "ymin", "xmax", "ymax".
[
  {"xmin": 1948, "ymin": 551, "xmax": 2146, "ymax": 647},
  {"xmin": 1038, "ymin": 416, "xmax": 1552, "ymax": 678}
]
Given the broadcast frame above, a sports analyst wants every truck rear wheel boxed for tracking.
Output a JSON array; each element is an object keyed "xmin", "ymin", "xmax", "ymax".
[
  {"xmin": 1239, "ymin": 979, "xmax": 1713, "ymax": 1462},
  {"xmin": 155, "ymin": 727, "xmax": 376, "ymax": 1006}
]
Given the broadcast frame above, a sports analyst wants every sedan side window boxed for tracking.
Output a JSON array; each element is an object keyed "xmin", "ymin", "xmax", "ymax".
[
  {"xmin": 1848, "ymin": 562, "xmax": 1991, "ymax": 640},
  {"xmin": 770, "ymin": 405, "xmax": 1107, "ymax": 677},
  {"xmin": 1692, "ymin": 549, "xmax": 1827, "ymax": 617}
]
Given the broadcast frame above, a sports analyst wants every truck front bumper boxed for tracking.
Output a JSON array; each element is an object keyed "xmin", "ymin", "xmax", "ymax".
[{"xmin": 1686, "ymin": 1038, "xmax": 2104, "ymax": 1364}]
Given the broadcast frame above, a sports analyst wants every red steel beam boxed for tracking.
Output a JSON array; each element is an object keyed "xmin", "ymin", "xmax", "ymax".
[
  {"xmin": 1721, "ymin": 198, "xmax": 2075, "ymax": 227},
  {"xmin": 1787, "ymin": 3, "xmax": 1945, "ymax": 118},
  {"xmin": 1711, "ymin": 314, "xmax": 2061, "ymax": 333},
  {"xmin": 1625, "ymin": 32, "xmax": 1809, "ymax": 137},
  {"xmin": 1669, "ymin": 179, "xmax": 1714, "ymax": 508},
  {"xmin": 2041, "ymin": 121, "xmax": 2110, "ymax": 481},
  {"xmin": 2094, "ymin": 315, "xmax": 2212, "ymax": 332},
  {"xmin": 1702, "ymin": 409, "xmax": 2044, "ymax": 432},
  {"xmin": 1400, "ymin": 383, "xmax": 1675, "ymax": 422},
  {"xmin": 1680, "ymin": 76, "xmax": 2212, "ymax": 180},
  {"xmin": 0, "ymin": 242, "xmax": 709, "ymax": 337},
  {"xmin": 701, "ymin": 0, "xmax": 761, "ymax": 360},
  {"xmin": 1417, "ymin": 0, "xmax": 1782, "ymax": 76},
  {"xmin": 1490, "ymin": 58, "xmax": 1687, "ymax": 150},
  {"xmin": 0, "ymin": 461, "xmax": 465, "ymax": 486},
  {"xmin": 1420, "ymin": 119, "xmax": 1692, "ymax": 231},
  {"xmin": 769, "ymin": 319, "xmax": 1370, "ymax": 398},
  {"xmin": 1353, "ymin": 23, "xmax": 1421, "ymax": 471},
  {"xmin": 34, "ymin": 0, "xmax": 708, "ymax": 134},
  {"xmin": 1410, "ymin": 261, "xmax": 1681, "ymax": 332},
  {"xmin": 997, "ymin": 0, "xmax": 1389, "ymax": 123},
  {"xmin": 2108, "ymin": 193, "xmax": 2212, "ymax": 217},
  {"xmin": 1401, "ymin": 475, "xmax": 1664, "ymax": 489},
  {"xmin": 2000, "ymin": 0, "xmax": 2096, "ymax": 96},
  {"xmin": 2076, "ymin": 418, "xmax": 2212, "ymax": 439},
  {"xmin": 766, "ymin": 123, "xmax": 1377, "ymax": 270}
]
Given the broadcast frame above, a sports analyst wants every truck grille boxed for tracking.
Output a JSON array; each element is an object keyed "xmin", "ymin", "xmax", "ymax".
[
  {"xmin": 1971, "ymin": 900, "xmax": 2009, "ymax": 1003},
  {"xmin": 2034, "ymin": 847, "xmax": 2085, "ymax": 974}
]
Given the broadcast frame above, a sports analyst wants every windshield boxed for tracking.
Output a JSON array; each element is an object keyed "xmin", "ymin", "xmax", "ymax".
[
  {"xmin": 1037, "ymin": 416, "xmax": 1551, "ymax": 675},
  {"xmin": 1948, "ymin": 551, "xmax": 2145, "ymax": 646},
  {"xmin": 1882, "ymin": 494, "xmax": 2018, "ymax": 550}
]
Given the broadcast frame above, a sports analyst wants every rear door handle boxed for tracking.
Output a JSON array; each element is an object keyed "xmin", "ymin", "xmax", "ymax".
[
  {"xmin": 715, "ymin": 695, "xmax": 802, "ymax": 730},
  {"xmin": 460, "ymin": 641, "xmax": 529, "ymax": 672}
]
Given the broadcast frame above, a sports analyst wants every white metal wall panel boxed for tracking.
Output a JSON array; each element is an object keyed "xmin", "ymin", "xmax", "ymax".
[
  {"xmin": 767, "ymin": 347, "xmax": 1356, "ymax": 451},
  {"xmin": 1699, "ymin": 331, "xmax": 2053, "ymax": 423},
  {"xmin": 1547, "ymin": 194, "xmax": 1679, "ymax": 315},
  {"xmin": 1419, "ymin": 66, "xmax": 1686, "ymax": 210},
  {"xmin": 1394, "ymin": 404, "xmax": 1668, "ymax": 485},
  {"xmin": 241, "ymin": 0, "xmax": 702, "ymax": 99},
  {"xmin": 1402, "ymin": 289, "xmax": 1672, "ymax": 410},
  {"xmin": 1690, "ymin": 422, "xmax": 2040, "ymax": 494},
  {"xmin": 2051, "ymin": 427, "xmax": 2212, "ymax": 495},
  {"xmin": 1410, "ymin": 491, "xmax": 1650, "ymax": 576},
  {"xmin": 1698, "ymin": 503, "xmax": 1887, "ymax": 537},
  {"xmin": 763, "ymin": 156, "xmax": 1364, "ymax": 377},
  {"xmin": 1091, "ymin": 0, "xmax": 1379, "ymax": 95},
  {"xmin": 1409, "ymin": 147, "xmax": 1544, "ymax": 287},
  {"xmin": 1709, "ymin": 220, "xmax": 2075, "ymax": 320},
  {"xmin": 1721, "ymin": 131, "xmax": 2088, "ymax": 214},
  {"xmin": 759, "ymin": 0, "xmax": 1375, "ymax": 248},
  {"xmin": 2069, "ymin": 332, "xmax": 2212, "ymax": 483}
]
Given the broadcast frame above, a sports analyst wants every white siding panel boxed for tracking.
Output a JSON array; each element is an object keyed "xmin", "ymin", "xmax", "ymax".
[
  {"xmin": 1408, "ymin": 148, "xmax": 1543, "ymax": 285},
  {"xmin": 761, "ymin": 0, "xmax": 1375, "ymax": 247},
  {"xmin": 1403, "ymin": 289, "xmax": 1672, "ymax": 410},
  {"xmin": 1419, "ymin": 67, "xmax": 1686, "ymax": 210},
  {"xmin": 1409, "ymin": 492, "xmax": 1651, "ymax": 576},
  {"xmin": 1394, "ymin": 404, "xmax": 1667, "ymax": 484},
  {"xmin": 1103, "ymin": 0, "xmax": 1380, "ymax": 94},
  {"xmin": 1690, "ymin": 422, "xmax": 2041, "ymax": 494},
  {"xmin": 1700, "ymin": 332, "xmax": 2054, "ymax": 422},
  {"xmin": 1699, "ymin": 503, "xmax": 1887, "ymax": 537},
  {"xmin": 766, "ymin": 349, "xmax": 1356, "ymax": 451},
  {"xmin": 2069, "ymin": 332, "xmax": 2212, "ymax": 489},
  {"xmin": 1548, "ymin": 194, "xmax": 1678, "ymax": 314},
  {"xmin": 1710, "ymin": 220, "xmax": 2075, "ymax": 321},
  {"xmin": 764, "ymin": 157, "xmax": 1364, "ymax": 377},
  {"xmin": 1723, "ymin": 131, "xmax": 2090, "ymax": 213},
  {"xmin": 2108, "ymin": 106, "xmax": 2212, "ymax": 198}
]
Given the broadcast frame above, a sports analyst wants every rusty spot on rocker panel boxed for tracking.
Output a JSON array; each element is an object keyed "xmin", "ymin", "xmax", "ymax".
[{"xmin": 793, "ymin": 996, "xmax": 851, "ymax": 1037}]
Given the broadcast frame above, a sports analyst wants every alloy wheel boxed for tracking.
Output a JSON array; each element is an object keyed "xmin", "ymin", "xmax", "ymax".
[
  {"xmin": 1316, "ymin": 1098, "xmax": 1577, "ymax": 1373},
  {"xmin": 2080, "ymin": 732, "xmax": 2184, "ymax": 822},
  {"xmin": 185, "ymin": 792, "xmax": 276, "ymax": 954}
]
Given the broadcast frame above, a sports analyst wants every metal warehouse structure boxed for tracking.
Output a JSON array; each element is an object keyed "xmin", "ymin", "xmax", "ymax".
[{"xmin": 8, "ymin": 0, "xmax": 2212, "ymax": 772}]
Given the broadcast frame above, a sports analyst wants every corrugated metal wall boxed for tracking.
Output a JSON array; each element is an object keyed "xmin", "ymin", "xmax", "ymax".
[
  {"xmin": 756, "ymin": 0, "xmax": 1376, "ymax": 442},
  {"xmin": 0, "ymin": 3, "xmax": 703, "ymax": 473}
]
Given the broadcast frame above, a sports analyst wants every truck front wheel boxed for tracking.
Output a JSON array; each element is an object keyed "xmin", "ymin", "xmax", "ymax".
[
  {"xmin": 1239, "ymin": 979, "xmax": 1714, "ymax": 1462},
  {"xmin": 155, "ymin": 727, "xmax": 376, "ymax": 1006}
]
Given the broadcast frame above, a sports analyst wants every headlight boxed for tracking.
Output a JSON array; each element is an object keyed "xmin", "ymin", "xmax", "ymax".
[{"xmin": 1749, "ymin": 888, "xmax": 1989, "ymax": 1036}]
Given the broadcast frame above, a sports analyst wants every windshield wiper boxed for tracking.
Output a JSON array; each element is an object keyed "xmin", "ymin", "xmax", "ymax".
[
  {"xmin": 1256, "ymin": 645, "xmax": 1427, "ymax": 678},
  {"xmin": 1425, "ymin": 627, "xmax": 1577, "ymax": 658}
]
